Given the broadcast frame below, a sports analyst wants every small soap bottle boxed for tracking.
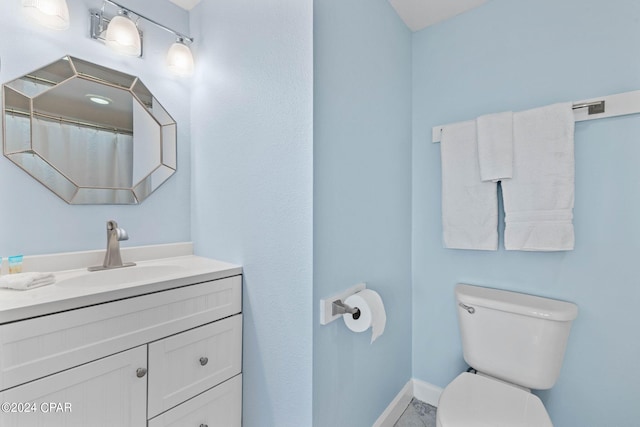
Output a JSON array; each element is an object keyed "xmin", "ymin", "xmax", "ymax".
[{"xmin": 8, "ymin": 255, "xmax": 23, "ymax": 274}]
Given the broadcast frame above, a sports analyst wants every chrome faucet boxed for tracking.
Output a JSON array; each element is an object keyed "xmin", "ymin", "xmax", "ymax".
[{"xmin": 88, "ymin": 220, "xmax": 136, "ymax": 271}]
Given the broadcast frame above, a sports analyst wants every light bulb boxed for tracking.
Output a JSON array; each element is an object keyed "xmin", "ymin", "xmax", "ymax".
[
  {"xmin": 167, "ymin": 39, "xmax": 194, "ymax": 77},
  {"xmin": 22, "ymin": 0, "xmax": 70, "ymax": 30},
  {"xmin": 105, "ymin": 11, "xmax": 141, "ymax": 57}
]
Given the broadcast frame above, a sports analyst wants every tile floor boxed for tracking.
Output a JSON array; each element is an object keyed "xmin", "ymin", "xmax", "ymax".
[{"xmin": 394, "ymin": 398, "xmax": 437, "ymax": 427}]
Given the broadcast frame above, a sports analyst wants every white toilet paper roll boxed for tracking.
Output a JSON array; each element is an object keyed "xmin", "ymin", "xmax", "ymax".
[{"xmin": 343, "ymin": 289, "xmax": 386, "ymax": 343}]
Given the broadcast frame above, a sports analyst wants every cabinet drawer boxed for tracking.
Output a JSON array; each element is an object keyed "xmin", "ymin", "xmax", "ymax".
[
  {"xmin": 148, "ymin": 314, "xmax": 242, "ymax": 418},
  {"xmin": 148, "ymin": 374, "xmax": 242, "ymax": 427},
  {"xmin": 0, "ymin": 275, "xmax": 241, "ymax": 391},
  {"xmin": 0, "ymin": 346, "xmax": 147, "ymax": 427}
]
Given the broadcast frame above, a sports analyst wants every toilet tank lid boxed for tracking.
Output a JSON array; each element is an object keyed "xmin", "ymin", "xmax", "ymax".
[{"xmin": 455, "ymin": 284, "xmax": 578, "ymax": 321}]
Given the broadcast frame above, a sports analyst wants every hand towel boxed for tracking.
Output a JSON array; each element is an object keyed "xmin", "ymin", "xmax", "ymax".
[
  {"xmin": 0, "ymin": 272, "xmax": 56, "ymax": 290},
  {"xmin": 441, "ymin": 120, "xmax": 499, "ymax": 250},
  {"xmin": 501, "ymin": 102, "xmax": 575, "ymax": 251},
  {"xmin": 477, "ymin": 111, "xmax": 514, "ymax": 182}
]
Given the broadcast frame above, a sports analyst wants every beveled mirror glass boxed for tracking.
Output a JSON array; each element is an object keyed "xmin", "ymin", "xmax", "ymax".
[{"xmin": 2, "ymin": 56, "xmax": 177, "ymax": 204}]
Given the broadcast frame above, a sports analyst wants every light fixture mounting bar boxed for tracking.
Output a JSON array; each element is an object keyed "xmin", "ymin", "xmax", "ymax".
[{"xmin": 103, "ymin": 0, "xmax": 194, "ymax": 42}]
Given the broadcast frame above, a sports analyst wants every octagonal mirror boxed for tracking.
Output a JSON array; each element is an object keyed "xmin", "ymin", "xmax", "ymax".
[{"xmin": 2, "ymin": 56, "xmax": 177, "ymax": 204}]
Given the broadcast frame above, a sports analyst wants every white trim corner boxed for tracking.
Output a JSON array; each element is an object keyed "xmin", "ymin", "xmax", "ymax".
[
  {"xmin": 412, "ymin": 378, "xmax": 443, "ymax": 407},
  {"xmin": 372, "ymin": 378, "xmax": 443, "ymax": 427},
  {"xmin": 373, "ymin": 379, "xmax": 413, "ymax": 427}
]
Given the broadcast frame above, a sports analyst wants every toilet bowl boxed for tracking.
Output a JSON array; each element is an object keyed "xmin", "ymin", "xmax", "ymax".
[
  {"xmin": 436, "ymin": 373, "xmax": 551, "ymax": 427},
  {"xmin": 435, "ymin": 284, "xmax": 578, "ymax": 427}
]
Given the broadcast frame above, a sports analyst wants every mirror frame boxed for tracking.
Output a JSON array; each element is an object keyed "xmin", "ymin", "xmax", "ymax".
[{"xmin": 2, "ymin": 56, "xmax": 177, "ymax": 204}]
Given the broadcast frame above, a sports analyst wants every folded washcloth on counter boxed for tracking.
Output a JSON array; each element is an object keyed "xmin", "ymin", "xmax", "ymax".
[{"xmin": 0, "ymin": 272, "xmax": 56, "ymax": 290}]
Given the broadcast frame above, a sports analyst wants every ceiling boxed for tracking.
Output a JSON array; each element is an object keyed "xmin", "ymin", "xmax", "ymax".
[
  {"xmin": 168, "ymin": 0, "xmax": 487, "ymax": 32},
  {"xmin": 168, "ymin": 0, "xmax": 201, "ymax": 11},
  {"xmin": 388, "ymin": 0, "xmax": 488, "ymax": 31}
]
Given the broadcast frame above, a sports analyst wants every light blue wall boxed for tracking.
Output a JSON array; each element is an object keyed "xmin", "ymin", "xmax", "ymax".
[
  {"xmin": 189, "ymin": 0, "xmax": 313, "ymax": 426},
  {"xmin": 8, "ymin": 1, "xmax": 639, "ymax": 426},
  {"xmin": 0, "ymin": 0, "xmax": 192, "ymax": 256},
  {"xmin": 313, "ymin": 0, "xmax": 412, "ymax": 425},
  {"xmin": 412, "ymin": 0, "xmax": 640, "ymax": 426}
]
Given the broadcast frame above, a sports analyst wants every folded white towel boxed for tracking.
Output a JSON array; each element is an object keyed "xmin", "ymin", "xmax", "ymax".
[
  {"xmin": 477, "ymin": 111, "xmax": 514, "ymax": 182},
  {"xmin": 501, "ymin": 102, "xmax": 575, "ymax": 251},
  {"xmin": 0, "ymin": 272, "xmax": 56, "ymax": 290},
  {"xmin": 441, "ymin": 120, "xmax": 499, "ymax": 251}
]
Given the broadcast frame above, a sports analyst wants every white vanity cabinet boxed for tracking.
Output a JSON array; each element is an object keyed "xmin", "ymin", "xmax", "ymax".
[
  {"xmin": 0, "ymin": 345, "xmax": 148, "ymax": 427},
  {"xmin": 0, "ymin": 273, "xmax": 243, "ymax": 427}
]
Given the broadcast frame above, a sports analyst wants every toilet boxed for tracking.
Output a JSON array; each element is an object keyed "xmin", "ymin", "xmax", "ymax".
[{"xmin": 436, "ymin": 284, "xmax": 578, "ymax": 427}]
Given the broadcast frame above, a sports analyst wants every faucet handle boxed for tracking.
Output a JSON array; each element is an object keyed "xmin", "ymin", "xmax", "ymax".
[
  {"xmin": 107, "ymin": 220, "xmax": 129, "ymax": 241},
  {"xmin": 116, "ymin": 228, "xmax": 129, "ymax": 241}
]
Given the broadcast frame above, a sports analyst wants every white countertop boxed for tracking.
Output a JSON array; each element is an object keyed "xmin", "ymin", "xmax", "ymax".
[{"xmin": 0, "ymin": 245, "xmax": 242, "ymax": 324}]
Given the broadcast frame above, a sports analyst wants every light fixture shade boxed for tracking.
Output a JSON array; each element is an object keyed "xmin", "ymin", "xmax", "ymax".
[
  {"xmin": 167, "ymin": 40, "xmax": 194, "ymax": 77},
  {"xmin": 22, "ymin": 0, "xmax": 70, "ymax": 30},
  {"xmin": 105, "ymin": 14, "xmax": 141, "ymax": 57}
]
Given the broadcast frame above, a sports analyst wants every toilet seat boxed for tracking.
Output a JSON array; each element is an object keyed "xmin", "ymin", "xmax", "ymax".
[{"xmin": 436, "ymin": 373, "xmax": 553, "ymax": 427}]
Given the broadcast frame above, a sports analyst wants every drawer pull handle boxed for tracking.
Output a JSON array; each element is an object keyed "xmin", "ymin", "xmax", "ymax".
[
  {"xmin": 199, "ymin": 357, "xmax": 209, "ymax": 366},
  {"xmin": 136, "ymin": 368, "xmax": 147, "ymax": 378}
]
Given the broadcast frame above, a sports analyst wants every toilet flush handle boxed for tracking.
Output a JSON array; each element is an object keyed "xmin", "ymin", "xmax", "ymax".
[{"xmin": 459, "ymin": 302, "xmax": 475, "ymax": 314}]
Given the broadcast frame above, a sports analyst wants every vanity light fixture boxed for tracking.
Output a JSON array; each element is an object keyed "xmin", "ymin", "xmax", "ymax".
[
  {"xmin": 22, "ymin": 0, "xmax": 70, "ymax": 30},
  {"xmin": 90, "ymin": 0, "xmax": 195, "ymax": 76},
  {"xmin": 105, "ymin": 9, "xmax": 141, "ymax": 57},
  {"xmin": 167, "ymin": 37, "xmax": 195, "ymax": 77}
]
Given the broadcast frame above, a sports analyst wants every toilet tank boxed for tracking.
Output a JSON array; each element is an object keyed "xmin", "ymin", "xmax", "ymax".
[{"xmin": 455, "ymin": 284, "xmax": 578, "ymax": 390}]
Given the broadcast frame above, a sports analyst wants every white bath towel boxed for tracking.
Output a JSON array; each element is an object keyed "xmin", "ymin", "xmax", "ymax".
[
  {"xmin": 0, "ymin": 272, "xmax": 56, "ymax": 290},
  {"xmin": 501, "ymin": 102, "xmax": 575, "ymax": 251},
  {"xmin": 441, "ymin": 120, "xmax": 499, "ymax": 250},
  {"xmin": 477, "ymin": 111, "xmax": 513, "ymax": 182}
]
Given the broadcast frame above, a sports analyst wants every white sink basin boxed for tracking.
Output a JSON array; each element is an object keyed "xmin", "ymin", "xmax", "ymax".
[{"xmin": 56, "ymin": 264, "xmax": 187, "ymax": 288}]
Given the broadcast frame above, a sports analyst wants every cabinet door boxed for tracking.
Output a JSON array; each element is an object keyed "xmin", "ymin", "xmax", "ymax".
[
  {"xmin": 148, "ymin": 315, "xmax": 242, "ymax": 417},
  {"xmin": 148, "ymin": 374, "xmax": 242, "ymax": 427},
  {"xmin": 0, "ymin": 346, "xmax": 147, "ymax": 427}
]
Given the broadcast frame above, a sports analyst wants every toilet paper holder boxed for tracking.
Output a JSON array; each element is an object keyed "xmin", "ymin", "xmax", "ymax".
[
  {"xmin": 319, "ymin": 282, "xmax": 367, "ymax": 325},
  {"xmin": 332, "ymin": 300, "xmax": 361, "ymax": 320}
]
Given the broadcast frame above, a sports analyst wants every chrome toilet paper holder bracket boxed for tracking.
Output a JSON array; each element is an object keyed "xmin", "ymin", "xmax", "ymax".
[
  {"xmin": 319, "ymin": 282, "xmax": 366, "ymax": 325},
  {"xmin": 332, "ymin": 300, "xmax": 361, "ymax": 320}
]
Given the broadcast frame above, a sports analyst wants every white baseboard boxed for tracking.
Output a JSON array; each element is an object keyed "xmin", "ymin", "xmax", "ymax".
[
  {"xmin": 373, "ymin": 380, "xmax": 413, "ymax": 427},
  {"xmin": 373, "ymin": 378, "xmax": 443, "ymax": 427},
  {"xmin": 412, "ymin": 378, "xmax": 443, "ymax": 407}
]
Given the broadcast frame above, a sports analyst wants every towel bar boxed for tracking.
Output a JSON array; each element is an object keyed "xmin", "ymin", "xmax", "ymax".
[
  {"xmin": 431, "ymin": 89, "xmax": 640, "ymax": 143},
  {"xmin": 572, "ymin": 100, "xmax": 605, "ymax": 115}
]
